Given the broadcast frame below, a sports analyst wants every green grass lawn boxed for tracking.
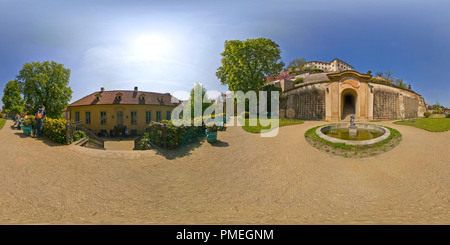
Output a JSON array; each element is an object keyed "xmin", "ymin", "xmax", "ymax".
[
  {"xmin": 393, "ymin": 118, "xmax": 450, "ymax": 132},
  {"xmin": 241, "ymin": 118, "xmax": 304, "ymax": 133},
  {"xmin": 0, "ymin": 118, "xmax": 6, "ymax": 130}
]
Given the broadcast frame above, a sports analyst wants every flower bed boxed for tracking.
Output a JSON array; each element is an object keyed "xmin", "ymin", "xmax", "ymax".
[{"xmin": 42, "ymin": 118, "xmax": 68, "ymax": 144}]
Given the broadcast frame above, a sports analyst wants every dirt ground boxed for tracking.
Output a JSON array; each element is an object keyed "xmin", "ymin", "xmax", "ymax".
[{"xmin": 0, "ymin": 118, "xmax": 449, "ymax": 224}]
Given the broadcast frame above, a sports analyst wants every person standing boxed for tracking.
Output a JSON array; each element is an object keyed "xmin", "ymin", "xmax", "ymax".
[{"xmin": 33, "ymin": 105, "xmax": 46, "ymax": 138}]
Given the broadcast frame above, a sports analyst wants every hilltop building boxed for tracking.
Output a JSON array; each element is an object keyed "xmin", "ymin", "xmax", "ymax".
[{"xmin": 303, "ymin": 58, "xmax": 353, "ymax": 72}]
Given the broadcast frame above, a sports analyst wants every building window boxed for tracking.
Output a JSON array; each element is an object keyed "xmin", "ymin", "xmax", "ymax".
[
  {"xmin": 100, "ymin": 129, "xmax": 107, "ymax": 136},
  {"xmin": 166, "ymin": 111, "xmax": 171, "ymax": 120},
  {"xmin": 85, "ymin": 112, "xmax": 91, "ymax": 124},
  {"xmin": 100, "ymin": 111, "xmax": 107, "ymax": 125},
  {"xmin": 75, "ymin": 112, "xmax": 80, "ymax": 122},
  {"xmin": 146, "ymin": 111, "xmax": 152, "ymax": 124},
  {"xmin": 156, "ymin": 111, "xmax": 161, "ymax": 121},
  {"xmin": 131, "ymin": 129, "xmax": 138, "ymax": 136},
  {"xmin": 131, "ymin": 111, "xmax": 137, "ymax": 125}
]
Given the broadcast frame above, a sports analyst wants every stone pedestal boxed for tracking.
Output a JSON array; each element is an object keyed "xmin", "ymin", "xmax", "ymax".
[{"xmin": 349, "ymin": 125, "xmax": 358, "ymax": 137}]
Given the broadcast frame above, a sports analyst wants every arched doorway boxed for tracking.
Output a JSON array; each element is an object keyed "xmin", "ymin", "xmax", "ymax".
[{"xmin": 341, "ymin": 89, "xmax": 357, "ymax": 120}]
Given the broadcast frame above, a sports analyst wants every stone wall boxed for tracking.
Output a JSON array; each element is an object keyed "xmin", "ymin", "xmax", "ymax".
[
  {"xmin": 280, "ymin": 80, "xmax": 426, "ymax": 121},
  {"xmin": 373, "ymin": 89, "xmax": 399, "ymax": 119},
  {"xmin": 372, "ymin": 83, "xmax": 425, "ymax": 119},
  {"xmin": 280, "ymin": 84, "xmax": 326, "ymax": 120},
  {"xmin": 403, "ymin": 96, "xmax": 419, "ymax": 119}
]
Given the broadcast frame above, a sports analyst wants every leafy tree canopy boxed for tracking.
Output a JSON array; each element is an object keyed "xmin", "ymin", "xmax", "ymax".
[
  {"xmin": 1, "ymin": 80, "xmax": 25, "ymax": 114},
  {"xmin": 189, "ymin": 83, "xmax": 212, "ymax": 118},
  {"xmin": 16, "ymin": 61, "xmax": 72, "ymax": 118},
  {"xmin": 394, "ymin": 78, "xmax": 408, "ymax": 89},
  {"xmin": 216, "ymin": 38, "xmax": 284, "ymax": 92},
  {"xmin": 287, "ymin": 57, "xmax": 307, "ymax": 74}
]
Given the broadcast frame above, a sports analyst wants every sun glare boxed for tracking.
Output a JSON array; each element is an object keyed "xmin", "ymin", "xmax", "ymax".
[{"xmin": 133, "ymin": 34, "xmax": 171, "ymax": 59}]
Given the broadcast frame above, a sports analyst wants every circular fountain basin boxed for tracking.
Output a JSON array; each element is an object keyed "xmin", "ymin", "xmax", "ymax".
[{"xmin": 316, "ymin": 124, "xmax": 390, "ymax": 146}]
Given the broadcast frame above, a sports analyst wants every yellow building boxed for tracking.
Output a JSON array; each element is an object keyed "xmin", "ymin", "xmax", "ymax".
[{"xmin": 68, "ymin": 87, "xmax": 180, "ymax": 136}]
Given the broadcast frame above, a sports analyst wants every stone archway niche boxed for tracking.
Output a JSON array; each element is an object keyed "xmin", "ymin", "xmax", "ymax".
[
  {"xmin": 341, "ymin": 88, "xmax": 357, "ymax": 120},
  {"xmin": 325, "ymin": 71, "xmax": 373, "ymax": 122}
]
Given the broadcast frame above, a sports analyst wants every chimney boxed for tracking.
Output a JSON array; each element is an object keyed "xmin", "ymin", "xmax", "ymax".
[
  {"xmin": 134, "ymin": 86, "xmax": 138, "ymax": 92},
  {"xmin": 100, "ymin": 87, "xmax": 104, "ymax": 92}
]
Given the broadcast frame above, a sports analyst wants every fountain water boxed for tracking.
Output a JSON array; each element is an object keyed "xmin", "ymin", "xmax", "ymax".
[{"xmin": 315, "ymin": 121, "xmax": 390, "ymax": 146}]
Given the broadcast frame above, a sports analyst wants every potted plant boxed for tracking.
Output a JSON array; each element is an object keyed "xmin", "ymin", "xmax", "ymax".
[
  {"xmin": 22, "ymin": 118, "xmax": 33, "ymax": 136},
  {"xmin": 205, "ymin": 124, "xmax": 219, "ymax": 143}
]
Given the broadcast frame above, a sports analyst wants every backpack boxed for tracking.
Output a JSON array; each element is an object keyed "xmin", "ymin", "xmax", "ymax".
[{"xmin": 36, "ymin": 109, "xmax": 43, "ymax": 120}]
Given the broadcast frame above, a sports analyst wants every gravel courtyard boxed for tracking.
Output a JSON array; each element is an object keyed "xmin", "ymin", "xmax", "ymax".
[{"xmin": 0, "ymin": 118, "xmax": 449, "ymax": 224}]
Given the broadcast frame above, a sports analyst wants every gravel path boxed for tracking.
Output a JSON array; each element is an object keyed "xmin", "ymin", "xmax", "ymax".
[{"xmin": 0, "ymin": 118, "xmax": 449, "ymax": 224}]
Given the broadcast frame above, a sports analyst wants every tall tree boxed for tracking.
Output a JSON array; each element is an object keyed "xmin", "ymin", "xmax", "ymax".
[
  {"xmin": 16, "ymin": 61, "xmax": 72, "ymax": 118},
  {"xmin": 1, "ymin": 80, "xmax": 25, "ymax": 114},
  {"xmin": 216, "ymin": 38, "xmax": 285, "ymax": 92},
  {"xmin": 189, "ymin": 83, "xmax": 211, "ymax": 118}
]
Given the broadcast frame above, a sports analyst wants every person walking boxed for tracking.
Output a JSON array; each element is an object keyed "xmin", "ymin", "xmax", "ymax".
[{"xmin": 33, "ymin": 105, "xmax": 46, "ymax": 138}]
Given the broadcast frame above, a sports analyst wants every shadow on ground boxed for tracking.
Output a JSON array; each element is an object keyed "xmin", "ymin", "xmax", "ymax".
[
  {"xmin": 209, "ymin": 140, "xmax": 229, "ymax": 147},
  {"xmin": 13, "ymin": 130, "xmax": 65, "ymax": 147},
  {"xmin": 146, "ymin": 140, "xmax": 206, "ymax": 160}
]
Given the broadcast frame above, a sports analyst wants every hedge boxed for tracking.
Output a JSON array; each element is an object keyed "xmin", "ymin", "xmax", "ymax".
[{"xmin": 141, "ymin": 118, "xmax": 211, "ymax": 149}]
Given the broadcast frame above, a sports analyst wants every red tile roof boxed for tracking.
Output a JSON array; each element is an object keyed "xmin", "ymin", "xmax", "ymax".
[{"xmin": 69, "ymin": 90, "xmax": 180, "ymax": 107}]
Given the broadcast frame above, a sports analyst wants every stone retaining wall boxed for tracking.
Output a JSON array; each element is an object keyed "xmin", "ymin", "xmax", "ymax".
[{"xmin": 280, "ymin": 84, "xmax": 326, "ymax": 120}]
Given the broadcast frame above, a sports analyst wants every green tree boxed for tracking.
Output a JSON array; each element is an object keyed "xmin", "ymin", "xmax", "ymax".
[
  {"xmin": 287, "ymin": 57, "xmax": 307, "ymax": 74},
  {"xmin": 384, "ymin": 71, "xmax": 394, "ymax": 82},
  {"xmin": 1, "ymin": 80, "xmax": 25, "ymax": 114},
  {"xmin": 216, "ymin": 38, "xmax": 285, "ymax": 92},
  {"xmin": 189, "ymin": 83, "xmax": 212, "ymax": 118},
  {"xmin": 16, "ymin": 61, "xmax": 72, "ymax": 118},
  {"xmin": 394, "ymin": 78, "xmax": 407, "ymax": 89}
]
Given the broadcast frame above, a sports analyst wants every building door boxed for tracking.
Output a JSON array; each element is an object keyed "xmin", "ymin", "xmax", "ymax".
[{"xmin": 117, "ymin": 111, "xmax": 124, "ymax": 125}]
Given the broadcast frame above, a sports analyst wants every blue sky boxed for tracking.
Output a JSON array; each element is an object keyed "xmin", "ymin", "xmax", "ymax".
[{"xmin": 1, "ymin": 0, "xmax": 449, "ymax": 107}]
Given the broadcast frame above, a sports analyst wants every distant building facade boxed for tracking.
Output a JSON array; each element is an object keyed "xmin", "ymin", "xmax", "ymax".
[
  {"xmin": 68, "ymin": 87, "xmax": 179, "ymax": 136},
  {"xmin": 304, "ymin": 58, "xmax": 353, "ymax": 72}
]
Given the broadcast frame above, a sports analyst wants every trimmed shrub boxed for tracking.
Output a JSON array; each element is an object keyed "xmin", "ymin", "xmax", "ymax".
[
  {"xmin": 424, "ymin": 112, "xmax": 431, "ymax": 118},
  {"xmin": 309, "ymin": 68, "xmax": 324, "ymax": 74},
  {"xmin": 42, "ymin": 118, "xmax": 68, "ymax": 144},
  {"xmin": 142, "ymin": 119, "xmax": 206, "ymax": 149},
  {"xmin": 0, "ymin": 113, "xmax": 5, "ymax": 118},
  {"xmin": 294, "ymin": 77, "xmax": 304, "ymax": 84}
]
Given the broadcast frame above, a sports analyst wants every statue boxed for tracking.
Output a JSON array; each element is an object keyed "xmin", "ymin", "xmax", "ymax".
[
  {"xmin": 350, "ymin": 115, "xmax": 355, "ymax": 126},
  {"xmin": 349, "ymin": 115, "xmax": 357, "ymax": 137}
]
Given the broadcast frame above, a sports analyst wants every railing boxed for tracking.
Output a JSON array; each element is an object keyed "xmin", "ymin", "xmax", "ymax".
[
  {"xmin": 66, "ymin": 121, "xmax": 104, "ymax": 149},
  {"xmin": 134, "ymin": 135, "xmax": 144, "ymax": 150}
]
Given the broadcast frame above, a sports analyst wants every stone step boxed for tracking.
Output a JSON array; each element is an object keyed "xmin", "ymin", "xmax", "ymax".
[{"xmin": 74, "ymin": 138, "xmax": 89, "ymax": 146}]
